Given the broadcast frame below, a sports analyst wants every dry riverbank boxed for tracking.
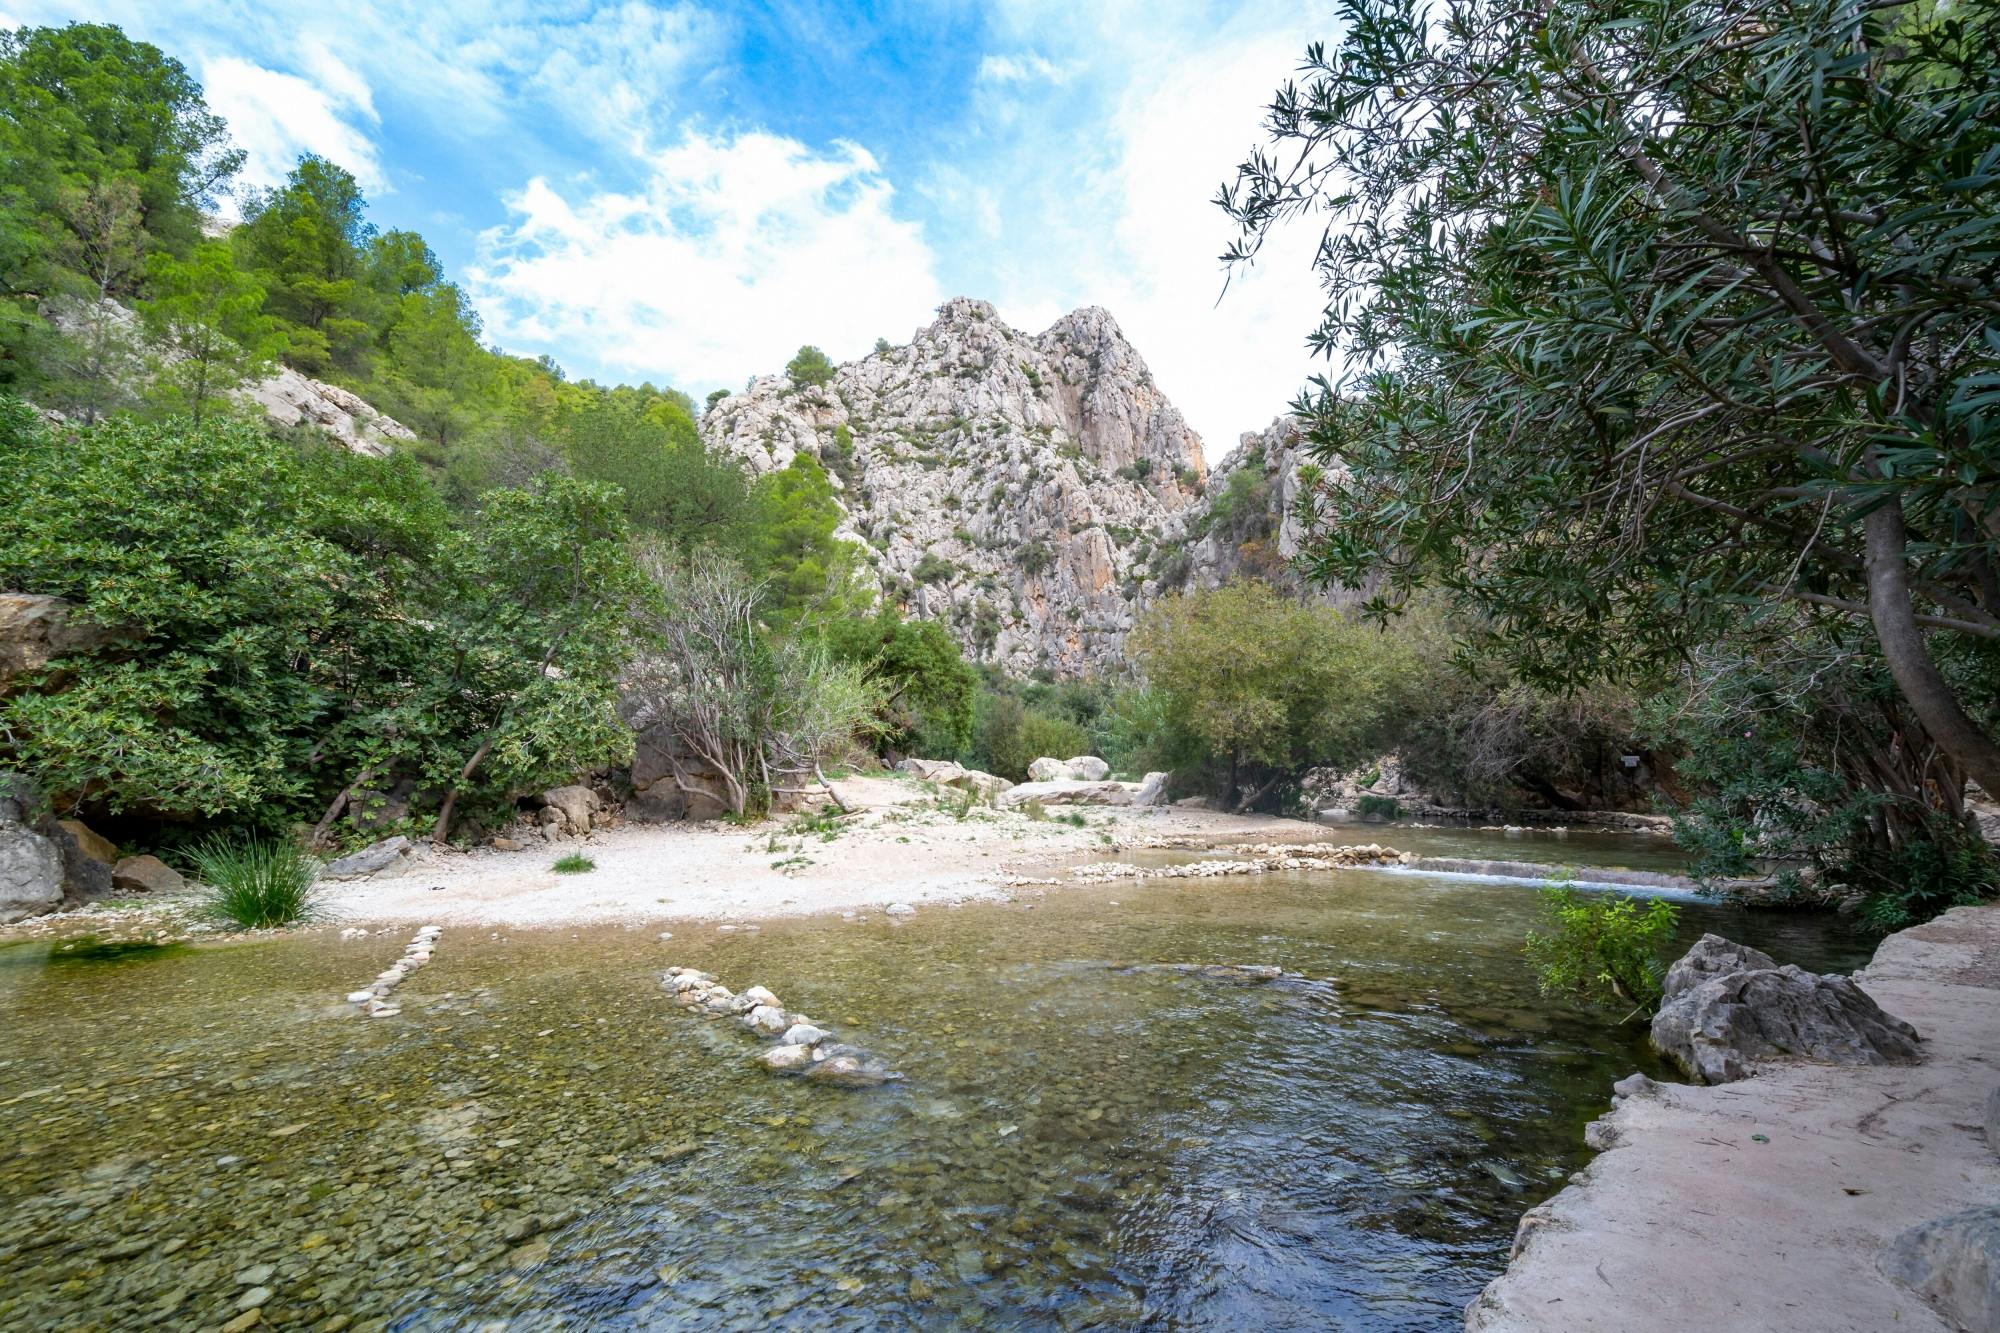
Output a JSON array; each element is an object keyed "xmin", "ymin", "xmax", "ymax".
[
  {"xmin": 1466, "ymin": 901, "xmax": 2000, "ymax": 1332},
  {"xmin": 321, "ymin": 773, "xmax": 1328, "ymax": 929}
]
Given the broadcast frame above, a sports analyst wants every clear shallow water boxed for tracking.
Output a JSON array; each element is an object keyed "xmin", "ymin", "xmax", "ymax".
[
  {"xmin": 0, "ymin": 854, "xmax": 1873, "ymax": 1331},
  {"xmin": 1309, "ymin": 822, "xmax": 1694, "ymax": 872}
]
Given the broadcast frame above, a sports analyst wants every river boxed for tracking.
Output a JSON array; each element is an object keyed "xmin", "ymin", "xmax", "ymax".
[{"xmin": 0, "ymin": 835, "xmax": 1872, "ymax": 1330}]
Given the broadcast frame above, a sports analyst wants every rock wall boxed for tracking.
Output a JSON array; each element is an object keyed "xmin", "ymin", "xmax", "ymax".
[{"xmin": 702, "ymin": 298, "xmax": 1208, "ymax": 676}]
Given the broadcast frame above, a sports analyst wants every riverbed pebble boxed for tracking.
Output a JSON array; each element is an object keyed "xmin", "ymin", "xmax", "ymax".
[{"xmin": 343, "ymin": 927, "xmax": 442, "ymax": 1015}]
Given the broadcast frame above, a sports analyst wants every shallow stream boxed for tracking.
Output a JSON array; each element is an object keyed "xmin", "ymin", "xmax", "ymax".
[{"xmin": 0, "ymin": 841, "xmax": 1871, "ymax": 1330}]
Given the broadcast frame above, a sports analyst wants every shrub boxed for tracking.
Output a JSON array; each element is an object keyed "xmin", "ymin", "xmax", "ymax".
[
  {"xmin": 1354, "ymin": 794, "xmax": 1401, "ymax": 820},
  {"xmin": 188, "ymin": 834, "xmax": 323, "ymax": 929},
  {"xmin": 552, "ymin": 853, "xmax": 595, "ymax": 874},
  {"xmin": 1524, "ymin": 884, "xmax": 1679, "ymax": 1017}
]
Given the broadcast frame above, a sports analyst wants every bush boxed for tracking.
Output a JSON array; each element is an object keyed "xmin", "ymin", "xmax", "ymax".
[
  {"xmin": 1524, "ymin": 884, "xmax": 1679, "ymax": 1016},
  {"xmin": 785, "ymin": 345, "xmax": 834, "ymax": 388},
  {"xmin": 187, "ymin": 834, "xmax": 323, "ymax": 929},
  {"xmin": 552, "ymin": 853, "xmax": 595, "ymax": 874},
  {"xmin": 1354, "ymin": 794, "xmax": 1401, "ymax": 820}
]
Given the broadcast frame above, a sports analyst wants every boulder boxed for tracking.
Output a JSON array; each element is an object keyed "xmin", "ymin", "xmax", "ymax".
[
  {"xmin": 2, "ymin": 775, "xmax": 108, "ymax": 921},
  {"xmin": 324, "ymin": 835, "xmax": 415, "ymax": 880},
  {"xmin": 1883, "ymin": 1205, "xmax": 2000, "ymax": 1333},
  {"xmin": 112, "ymin": 854, "xmax": 185, "ymax": 894},
  {"xmin": 1027, "ymin": 757, "xmax": 1067, "ymax": 783},
  {"xmin": 758, "ymin": 1043, "xmax": 815, "ymax": 1072},
  {"xmin": 1064, "ymin": 756, "xmax": 1111, "ymax": 781},
  {"xmin": 1649, "ymin": 933, "xmax": 1922, "ymax": 1084},
  {"xmin": 539, "ymin": 785, "xmax": 600, "ymax": 834},
  {"xmin": 804, "ymin": 1043, "xmax": 900, "ymax": 1087},
  {"xmin": 348, "ymin": 777, "xmax": 418, "ymax": 833},
  {"xmin": 999, "ymin": 779, "xmax": 1133, "ymax": 809},
  {"xmin": 0, "ymin": 808, "xmax": 64, "ymax": 924},
  {"xmin": 57, "ymin": 818, "xmax": 117, "ymax": 865},
  {"xmin": 1133, "ymin": 771, "xmax": 1170, "ymax": 807},
  {"xmin": 782, "ymin": 1023, "xmax": 829, "ymax": 1047},
  {"xmin": 745, "ymin": 1004, "xmax": 790, "ymax": 1035},
  {"xmin": 0, "ymin": 593, "xmax": 123, "ymax": 689},
  {"xmin": 741, "ymin": 985, "xmax": 781, "ymax": 1009}
]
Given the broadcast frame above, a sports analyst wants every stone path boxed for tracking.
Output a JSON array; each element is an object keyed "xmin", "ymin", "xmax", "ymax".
[{"xmin": 1466, "ymin": 902, "xmax": 2000, "ymax": 1332}]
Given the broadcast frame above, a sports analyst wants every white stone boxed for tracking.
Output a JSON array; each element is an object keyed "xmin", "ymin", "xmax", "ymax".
[
  {"xmin": 782, "ymin": 1023, "xmax": 830, "ymax": 1047},
  {"xmin": 884, "ymin": 902, "xmax": 916, "ymax": 917},
  {"xmin": 742, "ymin": 985, "xmax": 782, "ymax": 1009},
  {"xmin": 758, "ymin": 1043, "xmax": 814, "ymax": 1072},
  {"xmin": 746, "ymin": 1004, "xmax": 790, "ymax": 1034}
]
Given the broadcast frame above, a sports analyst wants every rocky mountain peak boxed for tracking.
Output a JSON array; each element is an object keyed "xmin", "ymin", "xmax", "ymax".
[{"xmin": 701, "ymin": 298, "xmax": 1212, "ymax": 675}]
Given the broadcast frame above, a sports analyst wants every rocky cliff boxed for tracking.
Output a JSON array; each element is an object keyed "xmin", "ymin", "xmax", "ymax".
[{"xmin": 703, "ymin": 298, "xmax": 1333, "ymax": 675}]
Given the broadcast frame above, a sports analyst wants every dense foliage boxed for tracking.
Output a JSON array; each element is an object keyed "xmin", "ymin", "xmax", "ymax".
[
  {"xmin": 1525, "ymin": 884, "xmax": 1680, "ymax": 1015},
  {"xmin": 0, "ymin": 400, "xmax": 641, "ymax": 843},
  {"xmin": 1226, "ymin": 0, "xmax": 2000, "ymax": 914}
]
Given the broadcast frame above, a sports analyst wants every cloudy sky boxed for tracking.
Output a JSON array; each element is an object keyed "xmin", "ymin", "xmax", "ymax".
[{"xmin": 5, "ymin": 1, "xmax": 1337, "ymax": 458}]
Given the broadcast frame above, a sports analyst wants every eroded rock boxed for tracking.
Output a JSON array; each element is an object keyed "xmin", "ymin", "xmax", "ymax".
[
  {"xmin": 1649, "ymin": 933, "xmax": 1922, "ymax": 1085},
  {"xmin": 111, "ymin": 854, "xmax": 184, "ymax": 894},
  {"xmin": 1883, "ymin": 1205, "xmax": 2000, "ymax": 1333},
  {"xmin": 324, "ymin": 835, "xmax": 414, "ymax": 880}
]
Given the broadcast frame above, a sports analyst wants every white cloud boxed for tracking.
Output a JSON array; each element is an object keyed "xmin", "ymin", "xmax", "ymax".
[
  {"xmin": 200, "ymin": 53, "xmax": 384, "ymax": 199},
  {"xmin": 952, "ymin": 8, "xmax": 1334, "ymax": 461},
  {"xmin": 976, "ymin": 53, "xmax": 1067, "ymax": 85},
  {"xmin": 1093, "ymin": 34, "xmax": 1330, "ymax": 464},
  {"xmin": 469, "ymin": 129, "xmax": 945, "ymax": 390}
]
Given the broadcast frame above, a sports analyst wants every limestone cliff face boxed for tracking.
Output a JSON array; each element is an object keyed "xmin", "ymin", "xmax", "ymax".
[{"xmin": 701, "ymin": 298, "xmax": 1209, "ymax": 675}]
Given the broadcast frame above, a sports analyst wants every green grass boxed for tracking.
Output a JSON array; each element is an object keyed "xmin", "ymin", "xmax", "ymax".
[
  {"xmin": 186, "ymin": 835, "xmax": 323, "ymax": 929},
  {"xmin": 552, "ymin": 853, "xmax": 596, "ymax": 874}
]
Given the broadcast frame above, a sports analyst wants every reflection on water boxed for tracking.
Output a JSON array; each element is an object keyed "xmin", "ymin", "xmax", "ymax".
[
  {"xmin": 0, "ymin": 851, "xmax": 1872, "ymax": 1331},
  {"xmin": 1310, "ymin": 822, "xmax": 1695, "ymax": 872}
]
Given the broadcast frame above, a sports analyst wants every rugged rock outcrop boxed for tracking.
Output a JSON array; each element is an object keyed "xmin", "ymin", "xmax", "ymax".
[
  {"xmin": 1649, "ymin": 934, "xmax": 1923, "ymax": 1084},
  {"xmin": 1884, "ymin": 1205, "xmax": 2000, "ymax": 1333},
  {"xmin": 242, "ymin": 366, "xmax": 414, "ymax": 456},
  {"xmin": 702, "ymin": 298, "xmax": 1207, "ymax": 674},
  {"xmin": 1166, "ymin": 415, "xmax": 1350, "ymax": 598}
]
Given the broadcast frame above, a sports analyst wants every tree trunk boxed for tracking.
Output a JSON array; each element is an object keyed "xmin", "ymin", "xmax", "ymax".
[
  {"xmin": 432, "ymin": 737, "xmax": 495, "ymax": 846},
  {"xmin": 311, "ymin": 766, "xmax": 375, "ymax": 846},
  {"xmin": 1864, "ymin": 498, "xmax": 2000, "ymax": 798}
]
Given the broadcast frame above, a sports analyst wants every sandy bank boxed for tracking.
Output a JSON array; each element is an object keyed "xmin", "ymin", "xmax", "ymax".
[
  {"xmin": 321, "ymin": 773, "xmax": 1327, "ymax": 929},
  {"xmin": 1466, "ymin": 902, "xmax": 2000, "ymax": 1332}
]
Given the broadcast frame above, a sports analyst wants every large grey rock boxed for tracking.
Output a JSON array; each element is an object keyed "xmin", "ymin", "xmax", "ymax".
[
  {"xmin": 0, "ymin": 814, "xmax": 64, "ymax": 923},
  {"xmin": 1650, "ymin": 934, "xmax": 1922, "ymax": 1084},
  {"xmin": 1883, "ymin": 1205, "xmax": 2000, "ymax": 1333},
  {"xmin": 999, "ymin": 779, "xmax": 1133, "ymax": 809},
  {"xmin": 699, "ymin": 299, "xmax": 1208, "ymax": 678},
  {"xmin": 1064, "ymin": 755, "xmax": 1111, "ymax": 781},
  {"xmin": 1133, "ymin": 771, "xmax": 1170, "ymax": 807},
  {"xmin": 1662, "ymin": 934, "xmax": 1776, "ymax": 998},
  {"xmin": 1027, "ymin": 757, "xmax": 1067, "ymax": 783},
  {"xmin": 898, "ymin": 758, "xmax": 1011, "ymax": 798},
  {"xmin": 538, "ymin": 785, "xmax": 600, "ymax": 834},
  {"xmin": 324, "ymin": 835, "xmax": 413, "ymax": 880}
]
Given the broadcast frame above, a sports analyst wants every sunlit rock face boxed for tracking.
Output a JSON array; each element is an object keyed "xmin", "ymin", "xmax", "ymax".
[{"xmin": 701, "ymin": 297, "xmax": 1209, "ymax": 676}]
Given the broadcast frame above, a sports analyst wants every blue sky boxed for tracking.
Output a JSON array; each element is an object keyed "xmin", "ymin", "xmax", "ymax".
[{"xmin": 4, "ymin": 0, "xmax": 1338, "ymax": 458}]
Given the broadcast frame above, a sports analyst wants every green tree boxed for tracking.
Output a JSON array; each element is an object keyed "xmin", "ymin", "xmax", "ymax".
[
  {"xmin": 1525, "ymin": 884, "xmax": 1680, "ymax": 1015},
  {"xmin": 233, "ymin": 153, "xmax": 378, "ymax": 373},
  {"xmin": 1129, "ymin": 581, "xmax": 1414, "ymax": 809},
  {"xmin": 139, "ymin": 240, "xmax": 278, "ymax": 425},
  {"xmin": 559, "ymin": 394, "xmax": 750, "ymax": 548},
  {"xmin": 748, "ymin": 452, "xmax": 860, "ymax": 625},
  {"xmin": 822, "ymin": 606, "xmax": 977, "ymax": 755},
  {"xmin": 1221, "ymin": 0, "xmax": 2000, "ymax": 799},
  {"xmin": 0, "ymin": 22, "xmax": 239, "ymax": 258},
  {"xmin": 377, "ymin": 283, "xmax": 490, "ymax": 450},
  {"xmin": 785, "ymin": 344, "xmax": 835, "ymax": 389}
]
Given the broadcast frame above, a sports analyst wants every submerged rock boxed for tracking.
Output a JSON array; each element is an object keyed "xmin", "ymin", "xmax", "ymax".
[
  {"xmin": 805, "ymin": 1044, "xmax": 900, "ymax": 1087},
  {"xmin": 758, "ymin": 1043, "xmax": 815, "ymax": 1072},
  {"xmin": 1649, "ymin": 933, "xmax": 1922, "ymax": 1084}
]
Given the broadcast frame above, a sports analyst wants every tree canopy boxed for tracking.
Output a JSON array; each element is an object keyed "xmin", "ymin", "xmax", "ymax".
[{"xmin": 1222, "ymin": 0, "xmax": 2000, "ymax": 797}]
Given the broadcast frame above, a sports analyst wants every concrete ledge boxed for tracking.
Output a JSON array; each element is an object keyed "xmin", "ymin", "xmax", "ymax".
[{"xmin": 1466, "ymin": 902, "xmax": 2000, "ymax": 1332}]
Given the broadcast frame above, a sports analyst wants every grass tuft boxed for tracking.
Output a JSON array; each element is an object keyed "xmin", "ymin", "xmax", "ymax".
[
  {"xmin": 187, "ymin": 835, "xmax": 323, "ymax": 929},
  {"xmin": 553, "ymin": 853, "xmax": 596, "ymax": 874}
]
